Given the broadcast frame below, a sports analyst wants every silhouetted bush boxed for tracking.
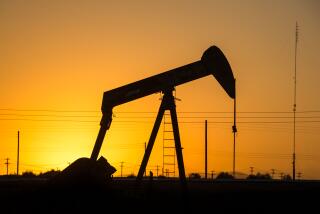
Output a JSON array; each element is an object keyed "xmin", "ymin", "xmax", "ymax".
[
  {"xmin": 127, "ymin": 173, "xmax": 136, "ymax": 178},
  {"xmin": 281, "ymin": 174, "xmax": 292, "ymax": 181},
  {"xmin": 189, "ymin": 173, "xmax": 201, "ymax": 179},
  {"xmin": 216, "ymin": 172, "xmax": 234, "ymax": 180},
  {"xmin": 247, "ymin": 173, "xmax": 272, "ymax": 180},
  {"xmin": 39, "ymin": 169, "xmax": 61, "ymax": 178},
  {"xmin": 22, "ymin": 171, "xmax": 37, "ymax": 177}
]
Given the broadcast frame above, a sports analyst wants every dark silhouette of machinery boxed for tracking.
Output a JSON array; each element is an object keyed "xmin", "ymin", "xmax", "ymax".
[
  {"xmin": 58, "ymin": 46, "xmax": 235, "ymax": 186},
  {"xmin": 91, "ymin": 45, "xmax": 235, "ymax": 183}
]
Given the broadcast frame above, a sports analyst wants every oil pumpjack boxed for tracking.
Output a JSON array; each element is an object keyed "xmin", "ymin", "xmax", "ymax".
[{"xmin": 57, "ymin": 46, "xmax": 235, "ymax": 186}]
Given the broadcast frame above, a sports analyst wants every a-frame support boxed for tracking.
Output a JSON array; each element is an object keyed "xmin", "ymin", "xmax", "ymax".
[{"xmin": 136, "ymin": 88, "xmax": 187, "ymax": 188}]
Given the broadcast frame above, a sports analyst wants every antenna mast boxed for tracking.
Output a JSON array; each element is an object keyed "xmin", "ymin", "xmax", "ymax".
[{"xmin": 293, "ymin": 22, "xmax": 299, "ymax": 181}]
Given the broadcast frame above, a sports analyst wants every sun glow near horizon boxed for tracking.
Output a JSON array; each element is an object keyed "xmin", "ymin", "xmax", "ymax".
[{"xmin": 0, "ymin": 0, "xmax": 319, "ymax": 179}]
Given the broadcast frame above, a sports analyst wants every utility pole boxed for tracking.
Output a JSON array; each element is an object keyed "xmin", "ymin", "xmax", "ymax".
[
  {"xmin": 292, "ymin": 22, "xmax": 299, "ymax": 181},
  {"xmin": 5, "ymin": 158, "xmax": 10, "ymax": 175},
  {"xmin": 144, "ymin": 142, "xmax": 146, "ymax": 177},
  {"xmin": 297, "ymin": 172, "xmax": 302, "ymax": 180},
  {"xmin": 211, "ymin": 170, "xmax": 214, "ymax": 179},
  {"xmin": 232, "ymin": 79, "xmax": 237, "ymax": 178},
  {"xmin": 250, "ymin": 166, "xmax": 254, "ymax": 175},
  {"xmin": 17, "ymin": 130, "xmax": 20, "ymax": 175},
  {"xmin": 280, "ymin": 172, "xmax": 284, "ymax": 180},
  {"xmin": 205, "ymin": 120, "xmax": 208, "ymax": 179},
  {"xmin": 120, "ymin": 162, "xmax": 124, "ymax": 178},
  {"xmin": 271, "ymin": 169, "xmax": 275, "ymax": 179}
]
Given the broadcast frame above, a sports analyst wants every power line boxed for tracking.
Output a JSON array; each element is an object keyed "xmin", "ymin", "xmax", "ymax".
[
  {"xmin": 0, "ymin": 113, "xmax": 100, "ymax": 117},
  {"xmin": 1, "ymin": 118, "xmax": 320, "ymax": 124},
  {"xmin": 1, "ymin": 108, "xmax": 320, "ymax": 113},
  {"xmin": 0, "ymin": 108, "xmax": 99, "ymax": 113},
  {"xmin": 1, "ymin": 113, "xmax": 320, "ymax": 119}
]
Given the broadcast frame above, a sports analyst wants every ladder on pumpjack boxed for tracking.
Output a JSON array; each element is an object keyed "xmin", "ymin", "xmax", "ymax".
[{"xmin": 162, "ymin": 112, "xmax": 176, "ymax": 177}]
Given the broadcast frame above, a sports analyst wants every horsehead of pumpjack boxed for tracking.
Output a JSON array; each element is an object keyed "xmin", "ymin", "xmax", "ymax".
[{"xmin": 96, "ymin": 46, "xmax": 235, "ymax": 152}]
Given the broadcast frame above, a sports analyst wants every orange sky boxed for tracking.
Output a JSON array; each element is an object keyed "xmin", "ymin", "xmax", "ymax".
[{"xmin": 0, "ymin": 0, "xmax": 319, "ymax": 179}]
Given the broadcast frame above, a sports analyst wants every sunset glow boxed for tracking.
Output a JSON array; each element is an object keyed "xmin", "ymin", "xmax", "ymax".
[{"xmin": 1, "ymin": 0, "xmax": 319, "ymax": 179}]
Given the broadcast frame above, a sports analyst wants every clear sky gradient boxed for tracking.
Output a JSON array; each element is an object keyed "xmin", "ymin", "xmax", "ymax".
[{"xmin": 0, "ymin": 0, "xmax": 319, "ymax": 179}]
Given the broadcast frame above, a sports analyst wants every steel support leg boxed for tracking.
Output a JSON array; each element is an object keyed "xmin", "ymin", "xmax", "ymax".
[
  {"xmin": 137, "ymin": 102, "xmax": 166, "ymax": 180},
  {"xmin": 169, "ymin": 97, "xmax": 187, "ymax": 186},
  {"xmin": 91, "ymin": 113, "xmax": 112, "ymax": 160}
]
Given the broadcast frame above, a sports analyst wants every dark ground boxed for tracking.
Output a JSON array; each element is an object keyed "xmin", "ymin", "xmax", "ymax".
[{"xmin": 0, "ymin": 177, "xmax": 319, "ymax": 213}]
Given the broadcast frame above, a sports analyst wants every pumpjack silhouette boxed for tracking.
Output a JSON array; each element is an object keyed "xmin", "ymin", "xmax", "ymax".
[{"xmin": 58, "ymin": 46, "xmax": 235, "ymax": 186}]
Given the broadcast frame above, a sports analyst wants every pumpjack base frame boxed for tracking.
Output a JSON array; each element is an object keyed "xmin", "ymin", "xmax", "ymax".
[{"xmin": 136, "ymin": 88, "xmax": 187, "ymax": 187}]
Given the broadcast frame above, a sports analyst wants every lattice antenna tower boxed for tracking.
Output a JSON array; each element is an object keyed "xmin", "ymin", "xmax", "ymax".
[{"xmin": 293, "ymin": 22, "xmax": 299, "ymax": 181}]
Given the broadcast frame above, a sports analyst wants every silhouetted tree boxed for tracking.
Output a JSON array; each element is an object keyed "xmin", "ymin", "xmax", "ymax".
[
  {"xmin": 247, "ymin": 172, "xmax": 272, "ymax": 180},
  {"xmin": 189, "ymin": 173, "xmax": 201, "ymax": 179},
  {"xmin": 281, "ymin": 174, "xmax": 292, "ymax": 181},
  {"xmin": 22, "ymin": 171, "xmax": 36, "ymax": 177},
  {"xmin": 216, "ymin": 172, "xmax": 234, "ymax": 180},
  {"xmin": 127, "ymin": 173, "xmax": 136, "ymax": 178},
  {"xmin": 39, "ymin": 169, "xmax": 61, "ymax": 178}
]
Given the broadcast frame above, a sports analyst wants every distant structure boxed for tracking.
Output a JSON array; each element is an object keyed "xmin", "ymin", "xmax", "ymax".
[
  {"xmin": 120, "ymin": 161, "xmax": 124, "ymax": 177},
  {"xmin": 5, "ymin": 158, "xmax": 10, "ymax": 175},
  {"xmin": 292, "ymin": 22, "xmax": 299, "ymax": 181},
  {"xmin": 211, "ymin": 170, "xmax": 215, "ymax": 179},
  {"xmin": 250, "ymin": 166, "xmax": 254, "ymax": 175},
  {"xmin": 297, "ymin": 172, "xmax": 302, "ymax": 180},
  {"xmin": 205, "ymin": 120, "xmax": 208, "ymax": 179},
  {"xmin": 280, "ymin": 172, "xmax": 284, "ymax": 180},
  {"xmin": 232, "ymin": 80, "xmax": 237, "ymax": 178},
  {"xmin": 271, "ymin": 169, "xmax": 276, "ymax": 179},
  {"xmin": 17, "ymin": 130, "xmax": 20, "ymax": 175},
  {"xmin": 144, "ymin": 142, "xmax": 146, "ymax": 177}
]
